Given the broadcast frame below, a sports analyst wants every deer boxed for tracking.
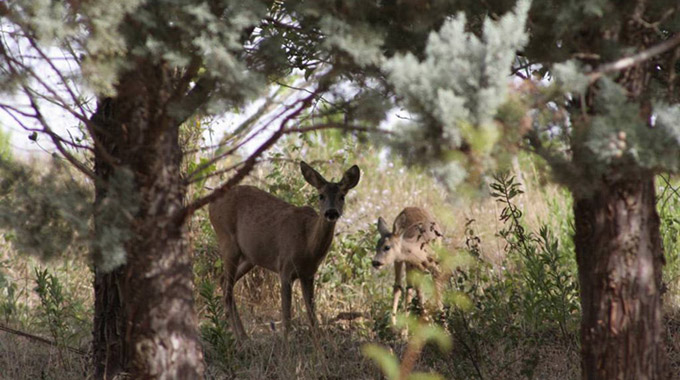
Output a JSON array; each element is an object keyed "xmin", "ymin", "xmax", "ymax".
[
  {"xmin": 208, "ymin": 161, "xmax": 360, "ymax": 340},
  {"xmin": 372, "ymin": 207, "xmax": 444, "ymax": 327}
]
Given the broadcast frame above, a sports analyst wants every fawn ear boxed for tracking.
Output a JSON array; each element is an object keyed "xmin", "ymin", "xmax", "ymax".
[
  {"xmin": 377, "ymin": 217, "xmax": 391, "ymax": 236},
  {"xmin": 340, "ymin": 165, "xmax": 360, "ymax": 190},
  {"xmin": 300, "ymin": 161, "xmax": 328, "ymax": 190}
]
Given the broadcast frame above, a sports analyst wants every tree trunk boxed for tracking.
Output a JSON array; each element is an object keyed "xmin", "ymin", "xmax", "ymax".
[
  {"xmin": 91, "ymin": 68, "xmax": 204, "ymax": 378},
  {"xmin": 573, "ymin": 173, "xmax": 669, "ymax": 379},
  {"xmin": 92, "ymin": 98, "xmax": 128, "ymax": 378},
  {"xmin": 124, "ymin": 127, "xmax": 204, "ymax": 378},
  {"xmin": 93, "ymin": 267, "xmax": 127, "ymax": 378}
]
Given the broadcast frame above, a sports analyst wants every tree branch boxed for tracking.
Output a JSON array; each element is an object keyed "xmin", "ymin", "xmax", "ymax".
[
  {"xmin": 24, "ymin": 88, "xmax": 96, "ymax": 179},
  {"xmin": 285, "ymin": 122, "xmax": 393, "ymax": 135},
  {"xmin": 0, "ymin": 324, "xmax": 86, "ymax": 356},
  {"xmin": 589, "ymin": 32, "xmax": 680, "ymax": 82},
  {"xmin": 168, "ymin": 76, "xmax": 217, "ymax": 126},
  {"xmin": 174, "ymin": 88, "xmax": 323, "ymax": 224}
]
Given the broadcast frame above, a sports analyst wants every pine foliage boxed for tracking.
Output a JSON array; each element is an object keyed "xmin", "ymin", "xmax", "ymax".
[{"xmin": 382, "ymin": 0, "xmax": 530, "ymax": 188}]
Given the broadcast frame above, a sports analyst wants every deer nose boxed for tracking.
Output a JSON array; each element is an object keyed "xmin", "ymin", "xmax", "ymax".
[
  {"xmin": 324, "ymin": 209, "xmax": 340, "ymax": 221},
  {"xmin": 372, "ymin": 260, "xmax": 383, "ymax": 268}
]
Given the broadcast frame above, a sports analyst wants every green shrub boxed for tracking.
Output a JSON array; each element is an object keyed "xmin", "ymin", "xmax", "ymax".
[{"xmin": 444, "ymin": 173, "xmax": 580, "ymax": 378}]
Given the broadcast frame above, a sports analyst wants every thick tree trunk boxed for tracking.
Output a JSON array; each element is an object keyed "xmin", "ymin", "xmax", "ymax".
[
  {"xmin": 124, "ymin": 129, "xmax": 204, "ymax": 379},
  {"xmin": 573, "ymin": 173, "xmax": 669, "ymax": 379},
  {"xmin": 91, "ymin": 68, "xmax": 204, "ymax": 378},
  {"xmin": 92, "ymin": 99, "xmax": 128, "ymax": 378},
  {"xmin": 93, "ymin": 267, "xmax": 127, "ymax": 378}
]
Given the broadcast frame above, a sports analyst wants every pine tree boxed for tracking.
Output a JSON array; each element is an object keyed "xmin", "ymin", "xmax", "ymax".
[
  {"xmin": 3, "ymin": 1, "xmax": 679, "ymax": 379},
  {"xmin": 373, "ymin": 1, "xmax": 680, "ymax": 379}
]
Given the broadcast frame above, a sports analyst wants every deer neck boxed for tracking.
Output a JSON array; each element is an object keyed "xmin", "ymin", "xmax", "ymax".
[{"xmin": 307, "ymin": 215, "xmax": 336, "ymax": 259}]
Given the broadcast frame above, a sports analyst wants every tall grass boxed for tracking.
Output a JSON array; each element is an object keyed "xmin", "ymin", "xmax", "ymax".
[{"xmin": 1, "ymin": 132, "xmax": 679, "ymax": 378}]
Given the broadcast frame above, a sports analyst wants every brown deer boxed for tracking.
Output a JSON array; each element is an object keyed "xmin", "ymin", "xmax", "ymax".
[
  {"xmin": 372, "ymin": 207, "xmax": 444, "ymax": 326},
  {"xmin": 208, "ymin": 161, "xmax": 360, "ymax": 340}
]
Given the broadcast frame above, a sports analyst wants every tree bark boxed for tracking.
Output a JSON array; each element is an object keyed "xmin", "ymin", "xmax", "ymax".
[
  {"xmin": 93, "ymin": 267, "xmax": 127, "ymax": 378},
  {"xmin": 124, "ymin": 126, "xmax": 204, "ymax": 379},
  {"xmin": 573, "ymin": 173, "xmax": 669, "ymax": 380},
  {"xmin": 91, "ymin": 66, "xmax": 205, "ymax": 379},
  {"xmin": 92, "ymin": 98, "xmax": 128, "ymax": 379}
]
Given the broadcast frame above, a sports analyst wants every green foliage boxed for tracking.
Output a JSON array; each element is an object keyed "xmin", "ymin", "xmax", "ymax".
[
  {"xmin": 491, "ymin": 173, "xmax": 580, "ymax": 337},
  {"xmin": 198, "ymin": 278, "xmax": 234, "ymax": 369},
  {"xmin": 320, "ymin": 16, "xmax": 384, "ymax": 67},
  {"xmin": 659, "ymin": 176, "xmax": 680, "ymax": 298},
  {"xmin": 362, "ymin": 344, "xmax": 400, "ymax": 379},
  {"xmin": 363, "ymin": 318, "xmax": 450, "ymax": 380},
  {"xmin": 383, "ymin": 0, "xmax": 530, "ymax": 188},
  {"xmin": 0, "ymin": 261, "xmax": 22, "ymax": 324},
  {"xmin": 318, "ymin": 227, "xmax": 375, "ymax": 288},
  {"xmin": 0, "ymin": 156, "xmax": 136, "ymax": 272},
  {"xmin": 33, "ymin": 267, "xmax": 90, "ymax": 350},
  {"xmin": 643, "ymin": 103, "xmax": 680, "ymax": 172},
  {"xmin": 0, "ymin": 128, "xmax": 12, "ymax": 161},
  {"xmin": 0, "ymin": 158, "xmax": 90, "ymax": 261},
  {"xmin": 92, "ymin": 168, "xmax": 138, "ymax": 272},
  {"xmin": 445, "ymin": 173, "xmax": 580, "ymax": 378},
  {"xmin": 34, "ymin": 268, "xmax": 68, "ymax": 346}
]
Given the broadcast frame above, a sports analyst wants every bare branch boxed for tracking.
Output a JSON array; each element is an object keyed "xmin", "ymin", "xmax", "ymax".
[
  {"xmin": 175, "ymin": 88, "xmax": 323, "ymax": 224},
  {"xmin": 185, "ymin": 122, "xmax": 391, "ymax": 185},
  {"xmin": 589, "ymin": 32, "xmax": 680, "ymax": 82},
  {"xmin": 24, "ymin": 87, "xmax": 95, "ymax": 179},
  {"xmin": 183, "ymin": 91, "xmax": 294, "ymax": 182},
  {"xmin": 284, "ymin": 122, "xmax": 393, "ymax": 135},
  {"xmin": 168, "ymin": 76, "xmax": 217, "ymax": 126},
  {"xmin": 0, "ymin": 324, "xmax": 87, "ymax": 356}
]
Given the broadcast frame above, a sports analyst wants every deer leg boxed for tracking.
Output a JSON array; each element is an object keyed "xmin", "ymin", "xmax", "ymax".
[
  {"xmin": 235, "ymin": 259, "xmax": 255, "ymax": 282},
  {"xmin": 228, "ymin": 259, "xmax": 255, "ymax": 338},
  {"xmin": 222, "ymin": 258, "xmax": 252, "ymax": 317},
  {"xmin": 300, "ymin": 276, "xmax": 317, "ymax": 327},
  {"xmin": 405, "ymin": 265, "xmax": 424, "ymax": 317},
  {"xmin": 391, "ymin": 261, "xmax": 405, "ymax": 327},
  {"xmin": 280, "ymin": 273, "xmax": 293, "ymax": 336},
  {"xmin": 219, "ymin": 238, "xmax": 247, "ymax": 340}
]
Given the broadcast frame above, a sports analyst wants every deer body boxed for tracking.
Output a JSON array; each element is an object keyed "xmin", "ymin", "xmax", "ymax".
[
  {"xmin": 209, "ymin": 162, "xmax": 360, "ymax": 340},
  {"xmin": 372, "ymin": 207, "xmax": 443, "ymax": 326}
]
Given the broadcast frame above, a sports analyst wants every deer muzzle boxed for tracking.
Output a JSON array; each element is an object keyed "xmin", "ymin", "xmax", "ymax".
[{"xmin": 324, "ymin": 209, "xmax": 340, "ymax": 222}]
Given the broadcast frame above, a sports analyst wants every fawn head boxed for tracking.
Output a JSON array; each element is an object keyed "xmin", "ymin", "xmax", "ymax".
[{"xmin": 372, "ymin": 217, "xmax": 403, "ymax": 268}]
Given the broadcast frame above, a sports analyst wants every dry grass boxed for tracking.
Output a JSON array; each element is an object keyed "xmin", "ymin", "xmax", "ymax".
[
  {"xmin": 1, "ymin": 148, "xmax": 678, "ymax": 379},
  {"xmin": 206, "ymin": 327, "xmax": 382, "ymax": 379},
  {"xmin": 0, "ymin": 332, "xmax": 88, "ymax": 380}
]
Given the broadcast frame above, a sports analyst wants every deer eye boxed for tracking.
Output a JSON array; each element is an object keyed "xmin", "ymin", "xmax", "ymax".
[
  {"xmin": 383, "ymin": 245, "xmax": 391, "ymax": 252},
  {"xmin": 340, "ymin": 194, "xmax": 345, "ymax": 201},
  {"xmin": 319, "ymin": 194, "xmax": 325, "ymax": 201}
]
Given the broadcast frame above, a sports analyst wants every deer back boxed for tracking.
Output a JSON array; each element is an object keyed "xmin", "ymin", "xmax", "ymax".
[
  {"xmin": 209, "ymin": 185, "xmax": 320, "ymax": 272},
  {"xmin": 374, "ymin": 207, "xmax": 443, "ymax": 269}
]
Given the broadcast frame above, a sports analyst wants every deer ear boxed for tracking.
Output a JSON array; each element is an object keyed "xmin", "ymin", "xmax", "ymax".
[
  {"xmin": 377, "ymin": 217, "xmax": 391, "ymax": 236},
  {"xmin": 340, "ymin": 165, "xmax": 360, "ymax": 190},
  {"xmin": 300, "ymin": 161, "xmax": 328, "ymax": 189}
]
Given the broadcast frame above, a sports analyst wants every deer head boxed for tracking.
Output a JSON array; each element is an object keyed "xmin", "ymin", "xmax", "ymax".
[
  {"xmin": 373, "ymin": 217, "xmax": 404, "ymax": 268},
  {"xmin": 300, "ymin": 161, "xmax": 360, "ymax": 222}
]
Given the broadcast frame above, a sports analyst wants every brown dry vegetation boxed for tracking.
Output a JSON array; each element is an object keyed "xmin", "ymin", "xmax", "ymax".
[{"xmin": 0, "ymin": 135, "xmax": 678, "ymax": 379}]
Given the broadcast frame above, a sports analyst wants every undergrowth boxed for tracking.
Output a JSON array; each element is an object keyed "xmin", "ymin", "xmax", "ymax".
[{"xmin": 0, "ymin": 133, "xmax": 678, "ymax": 379}]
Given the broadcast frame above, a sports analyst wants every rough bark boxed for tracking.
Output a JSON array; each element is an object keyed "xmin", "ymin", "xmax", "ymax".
[
  {"xmin": 91, "ymin": 65, "xmax": 204, "ymax": 379},
  {"xmin": 93, "ymin": 267, "xmax": 127, "ymax": 378},
  {"xmin": 573, "ymin": 173, "xmax": 669, "ymax": 380},
  {"xmin": 92, "ymin": 98, "xmax": 128, "ymax": 379}
]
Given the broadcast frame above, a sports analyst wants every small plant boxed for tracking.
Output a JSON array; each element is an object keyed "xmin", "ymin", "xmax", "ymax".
[
  {"xmin": 34, "ymin": 268, "xmax": 69, "ymax": 348},
  {"xmin": 198, "ymin": 278, "xmax": 234, "ymax": 369},
  {"xmin": 444, "ymin": 174, "xmax": 580, "ymax": 378},
  {"xmin": 491, "ymin": 173, "xmax": 580, "ymax": 341},
  {"xmin": 363, "ymin": 315, "xmax": 451, "ymax": 380},
  {"xmin": 0, "ymin": 267, "xmax": 21, "ymax": 325}
]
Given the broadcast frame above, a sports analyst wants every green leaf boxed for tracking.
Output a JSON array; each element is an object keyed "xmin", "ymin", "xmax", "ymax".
[{"xmin": 362, "ymin": 344, "xmax": 400, "ymax": 380}]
